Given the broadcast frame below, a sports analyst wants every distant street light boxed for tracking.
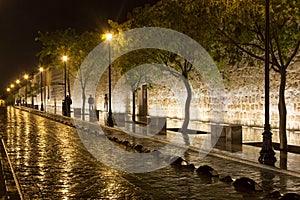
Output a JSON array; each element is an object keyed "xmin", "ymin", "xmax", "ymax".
[
  {"xmin": 258, "ymin": 0, "xmax": 276, "ymax": 166},
  {"xmin": 62, "ymin": 55, "xmax": 71, "ymax": 116},
  {"xmin": 106, "ymin": 33, "xmax": 114, "ymax": 127},
  {"xmin": 15, "ymin": 79, "xmax": 21, "ymax": 105},
  {"xmin": 24, "ymin": 74, "xmax": 29, "ymax": 107},
  {"xmin": 6, "ymin": 88, "xmax": 11, "ymax": 92},
  {"xmin": 62, "ymin": 56, "xmax": 68, "ymax": 100},
  {"xmin": 39, "ymin": 67, "xmax": 44, "ymax": 111},
  {"xmin": 10, "ymin": 84, "xmax": 15, "ymax": 88}
]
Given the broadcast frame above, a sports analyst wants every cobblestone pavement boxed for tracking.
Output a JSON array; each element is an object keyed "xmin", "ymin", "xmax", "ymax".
[{"xmin": 1, "ymin": 106, "xmax": 300, "ymax": 199}]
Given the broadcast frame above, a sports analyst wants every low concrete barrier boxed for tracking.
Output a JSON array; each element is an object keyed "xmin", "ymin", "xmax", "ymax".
[{"xmin": 211, "ymin": 124, "xmax": 242, "ymax": 144}]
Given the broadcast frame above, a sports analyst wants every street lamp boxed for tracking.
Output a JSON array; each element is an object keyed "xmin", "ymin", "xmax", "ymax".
[
  {"xmin": 106, "ymin": 33, "xmax": 114, "ymax": 127},
  {"xmin": 24, "ymin": 74, "xmax": 29, "ymax": 107},
  {"xmin": 62, "ymin": 55, "xmax": 71, "ymax": 116},
  {"xmin": 39, "ymin": 67, "xmax": 44, "ymax": 111},
  {"xmin": 6, "ymin": 88, "xmax": 11, "ymax": 92},
  {"xmin": 258, "ymin": 0, "xmax": 276, "ymax": 166},
  {"xmin": 15, "ymin": 79, "xmax": 21, "ymax": 105},
  {"xmin": 62, "ymin": 56, "xmax": 68, "ymax": 100}
]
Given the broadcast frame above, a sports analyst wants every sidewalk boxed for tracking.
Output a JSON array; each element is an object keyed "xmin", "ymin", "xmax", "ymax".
[
  {"xmin": 4, "ymin": 106, "xmax": 300, "ymax": 199},
  {"xmin": 19, "ymin": 107, "xmax": 300, "ymax": 177}
]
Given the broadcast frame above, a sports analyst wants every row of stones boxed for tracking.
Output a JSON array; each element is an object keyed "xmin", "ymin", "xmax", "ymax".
[{"xmin": 100, "ymin": 130, "xmax": 300, "ymax": 200}]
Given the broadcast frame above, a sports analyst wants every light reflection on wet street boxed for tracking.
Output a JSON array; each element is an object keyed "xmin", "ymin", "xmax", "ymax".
[
  {"xmin": 1, "ymin": 107, "xmax": 300, "ymax": 199},
  {"xmin": 2, "ymin": 107, "xmax": 152, "ymax": 199}
]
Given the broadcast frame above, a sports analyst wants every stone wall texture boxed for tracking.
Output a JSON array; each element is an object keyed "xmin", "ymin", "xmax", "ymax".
[
  {"xmin": 101, "ymin": 57, "xmax": 300, "ymax": 131},
  {"xmin": 19, "ymin": 56, "xmax": 300, "ymax": 133}
]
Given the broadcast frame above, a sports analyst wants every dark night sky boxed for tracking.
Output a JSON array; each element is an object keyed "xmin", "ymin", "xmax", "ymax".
[{"xmin": 0, "ymin": 0, "xmax": 158, "ymax": 96}]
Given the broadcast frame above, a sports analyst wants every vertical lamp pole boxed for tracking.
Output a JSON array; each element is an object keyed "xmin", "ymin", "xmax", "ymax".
[
  {"xmin": 259, "ymin": 0, "xmax": 276, "ymax": 166},
  {"xmin": 16, "ymin": 79, "xmax": 20, "ymax": 105},
  {"xmin": 39, "ymin": 67, "xmax": 44, "ymax": 111},
  {"xmin": 63, "ymin": 56, "xmax": 68, "ymax": 100},
  {"xmin": 106, "ymin": 33, "xmax": 114, "ymax": 127},
  {"xmin": 62, "ymin": 55, "xmax": 68, "ymax": 116},
  {"xmin": 6, "ymin": 88, "xmax": 11, "ymax": 105},
  {"xmin": 24, "ymin": 74, "xmax": 29, "ymax": 107},
  {"xmin": 10, "ymin": 84, "xmax": 15, "ymax": 105}
]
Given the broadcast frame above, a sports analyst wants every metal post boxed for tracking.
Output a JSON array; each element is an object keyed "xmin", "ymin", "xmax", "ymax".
[
  {"xmin": 107, "ymin": 41, "xmax": 114, "ymax": 127},
  {"xmin": 25, "ymin": 82, "xmax": 27, "ymax": 107},
  {"xmin": 64, "ymin": 62, "xmax": 67, "ymax": 100},
  {"xmin": 40, "ymin": 70, "xmax": 44, "ymax": 111},
  {"xmin": 63, "ymin": 60, "xmax": 67, "ymax": 116},
  {"xmin": 259, "ymin": 0, "xmax": 276, "ymax": 166}
]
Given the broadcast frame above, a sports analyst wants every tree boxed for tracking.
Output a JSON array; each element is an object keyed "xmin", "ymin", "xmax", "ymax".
[
  {"xmin": 36, "ymin": 29, "xmax": 101, "ymax": 119},
  {"xmin": 204, "ymin": 0, "xmax": 300, "ymax": 151},
  {"xmin": 113, "ymin": 50, "xmax": 156, "ymax": 122},
  {"xmin": 111, "ymin": 0, "xmax": 300, "ymax": 151},
  {"xmin": 109, "ymin": 7, "xmax": 198, "ymax": 145}
]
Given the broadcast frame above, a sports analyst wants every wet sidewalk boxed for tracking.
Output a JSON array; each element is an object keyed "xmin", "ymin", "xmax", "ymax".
[
  {"xmin": 2, "ymin": 106, "xmax": 300, "ymax": 199},
  {"xmin": 16, "ymin": 106, "xmax": 300, "ymax": 175}
]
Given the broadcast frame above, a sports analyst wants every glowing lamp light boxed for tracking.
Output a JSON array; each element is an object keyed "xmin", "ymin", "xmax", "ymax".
[
  {"xmin": 24, "ymin": 74, "xmax": 29, "ymax": 80},
  {"xmin": 62, "ymin": 55, "xmax": 68, "ymax": 62},
  {"xmin": 6, "ymin": 88, "xmax": 11, "ymax": 92},
  {"xmin": 16, "ymin": 79, "xmax": 20, "ymax": 84},
  {"xmin": 39, "ymin": 67, "xmax": 44, "ymax": 72},
  {"xmin": 106, "ymin": 33, "xmax": 113, "ymax": 41},
  {"xmin": 10, "ymin": 84, "xmax": 15, "ymax": 88}
]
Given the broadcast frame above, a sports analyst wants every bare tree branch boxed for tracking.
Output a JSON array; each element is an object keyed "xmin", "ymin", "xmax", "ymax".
[
  {"xmin": 240, "ymin": 42, "xmax": 265, "ymax": 51},
  {"xmin": 273, "ymin": 29, "xmax": 285, "ymax": 67},
  {"xmin": 285, "ymin": 40, "xmax": 300, "ymax": 69},
  {"xmin": 271, "ymin": 64, "xmax": 280, "ymax": 73},
  {"xmin": 217, "ymin": 27, "xmax": 265, "ymax": 61}
]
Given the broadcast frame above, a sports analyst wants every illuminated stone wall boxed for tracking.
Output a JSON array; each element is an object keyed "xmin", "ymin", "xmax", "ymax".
[
  {"xmin": 223, "ymin": 57, "xmax": 300, "ymax": 130},
  {"xmin": 40, "ymin": 56, "xmax": 300, "ymax": 132},
  {"xmin": 144, "ymin": 57, "xmax": 300, "ymax": 131}
]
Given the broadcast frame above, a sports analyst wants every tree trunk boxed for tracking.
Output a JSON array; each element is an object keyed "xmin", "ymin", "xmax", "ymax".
[
  {"xmin": 278, "ymin": 69, "xmax": 287, "ymax": 151},
  {"xmin": 82, "ymin": 91, "xmax": 86, "ymax": 121},
  {"xmin": 181, "ymin": 74, "xmax": 191, "ymax": 146}
]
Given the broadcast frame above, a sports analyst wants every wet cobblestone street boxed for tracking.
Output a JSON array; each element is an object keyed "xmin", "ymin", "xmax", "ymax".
[
  {"xmin": 1, "ymin": 107, "xmax": 152, "ymax": 199},
  {"xmin": 1, "ymin": 106, "xmax": 300, "ymax": 199}
]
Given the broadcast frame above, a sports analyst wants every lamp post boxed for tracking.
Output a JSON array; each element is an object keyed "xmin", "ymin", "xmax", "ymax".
[
  {"xmin": 10, "ymin": 84, "xmax": 16, "ymax": 105},
  {"xmin": 39, "ymin": 67, "xmax": 44, "ymax": 111},
  {"xmin": 62, "ymin": 56, "xmax": 68, "ymax": 100},
  {"xmin": 106, "ymin": 33, "xmax": 114, "ymax": 127},
  {"xmin": 15, "ymin": 79, "xmax": 21, "ymax": 105},
  {"xmin": 6, "ymin": 88, "xmax": 11, "ymax": 105},
  {"xmin": 258, "ymin": 0, "xmax": 276, "ymax": 166},
  {"xmin": 24, "ymin": 74, "xmax": 29, "ymax": 107},
  {"xmin": 62, "ymin": 55, "xmax": 69, "ymax": 116}
]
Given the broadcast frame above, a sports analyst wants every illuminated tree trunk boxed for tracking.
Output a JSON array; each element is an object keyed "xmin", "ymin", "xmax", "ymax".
[
  {"xmin": 181, "ymin": 66, "xmax": 191, "ymax": 146},
  {"xmin": 278, "ymin": 69, "xmax": 287, "ymax": 151},
  {"xmin": 82, "ymin": 92, "xmax": 86, "ymax": 120}
]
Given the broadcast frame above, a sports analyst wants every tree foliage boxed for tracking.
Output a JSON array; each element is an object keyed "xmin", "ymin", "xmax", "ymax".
[
  {"xmin": 109, "ymin": 0, "xmax": 300, "ymax": 149},
  {"xmin": 36, "ymin": 29, "xmax": 102, "ymax": 116}
]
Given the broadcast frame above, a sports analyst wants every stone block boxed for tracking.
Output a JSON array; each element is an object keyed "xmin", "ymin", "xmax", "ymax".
[
  {"xmin": 211, "ymin": 124, "xmax": 242, "ymax": 145},
  {"xmin": 114, "ymin": 113, "xmax": 126, "ymax": 127},
  {"xmin": 150, "ymin": 116, "xmax": 167, "ymax": 135},
  {"xmin": 74, "ymin": 108, "xmax": 81, "ymax": 118}
]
